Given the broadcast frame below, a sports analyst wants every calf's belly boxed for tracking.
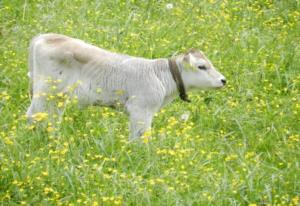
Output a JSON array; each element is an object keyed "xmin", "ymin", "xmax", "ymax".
[{"xmin": 73, "ymin": 82, "xmax": 128, "ymax": 107}]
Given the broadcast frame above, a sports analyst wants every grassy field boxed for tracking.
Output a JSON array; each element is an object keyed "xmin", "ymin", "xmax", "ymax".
[{"xmin": 0, "ymin": 0, "xmax": 300, "ymax": 205}]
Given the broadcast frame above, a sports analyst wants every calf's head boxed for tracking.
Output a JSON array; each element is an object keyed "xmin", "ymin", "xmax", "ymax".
[{"xmin": 179, "ymin": 49, "xmax": 226, "ymax": 89}]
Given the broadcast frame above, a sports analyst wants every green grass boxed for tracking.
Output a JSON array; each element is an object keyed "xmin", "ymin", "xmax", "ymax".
[{"xmin": 0, "ymin": 0, "xmax": 299, "ymax": 205}]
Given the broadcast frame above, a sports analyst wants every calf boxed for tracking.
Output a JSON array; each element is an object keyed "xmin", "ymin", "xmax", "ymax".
[{"xmin": 26, "ymin": 33, "xmax": 226, "ymax": 139}]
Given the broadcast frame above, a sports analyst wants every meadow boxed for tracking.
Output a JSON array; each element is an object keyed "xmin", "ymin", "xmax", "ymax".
[{"xmin": 0, "ymin": 0, "xmax": 299, "ymax": 205}]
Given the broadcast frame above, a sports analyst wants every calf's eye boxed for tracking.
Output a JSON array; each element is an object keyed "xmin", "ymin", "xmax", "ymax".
[{"xmin": 198, "ymin": 65, "xmax": 206, "ymax": 70}]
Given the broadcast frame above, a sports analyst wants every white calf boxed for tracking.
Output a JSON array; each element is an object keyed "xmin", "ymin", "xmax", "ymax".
[{"xmin": 26, "ymin": 33, "xmax": 226, "ymax": 139}]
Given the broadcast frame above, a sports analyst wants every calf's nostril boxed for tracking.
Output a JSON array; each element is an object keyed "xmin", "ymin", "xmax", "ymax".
[{"xmin": 221, "ymin": 79, "xmax": 227, "ymax": 85}]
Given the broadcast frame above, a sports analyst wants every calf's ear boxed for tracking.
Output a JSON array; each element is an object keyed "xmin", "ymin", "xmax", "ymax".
[{"xmin": 183, "ymin": 52, "xmax": 190, "ymax": 63}]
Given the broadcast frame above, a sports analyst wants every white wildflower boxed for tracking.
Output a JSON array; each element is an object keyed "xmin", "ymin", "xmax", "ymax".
[
  {"xmin": 181, "ymin": 111, "xmax": 190, "ymax": 121},
  {"xmin": 166, "ymin": 3, "xmax": 174, "ymax": 10}
]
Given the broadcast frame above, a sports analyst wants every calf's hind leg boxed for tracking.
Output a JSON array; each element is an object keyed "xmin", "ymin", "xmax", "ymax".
[{"xmin": 26, "ymin": 79, "xmax": 63, "ymax": 123}]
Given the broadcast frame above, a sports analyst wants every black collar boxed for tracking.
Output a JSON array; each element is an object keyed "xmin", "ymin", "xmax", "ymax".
[{"xmin": 168, "ymin": 59, "xmax": 191, "ymax": 102}]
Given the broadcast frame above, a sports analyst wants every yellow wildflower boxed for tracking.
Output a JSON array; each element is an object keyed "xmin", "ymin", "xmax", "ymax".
[{"xmin": 32, "ymin": 112, "xmax": 48, "ymax": 122}]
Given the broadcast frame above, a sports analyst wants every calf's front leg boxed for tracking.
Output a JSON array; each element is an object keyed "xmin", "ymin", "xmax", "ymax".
[{"xmin": 126, "ymin": 104, "xmax": 156, "ymax": 140}]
